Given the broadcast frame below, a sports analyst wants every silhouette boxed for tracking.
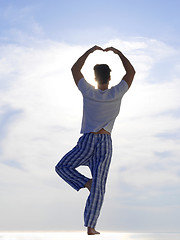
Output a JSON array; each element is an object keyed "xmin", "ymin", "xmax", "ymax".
[{"xmin": 55, "ymin": 45, "xmax": 135, "ymax": 235}]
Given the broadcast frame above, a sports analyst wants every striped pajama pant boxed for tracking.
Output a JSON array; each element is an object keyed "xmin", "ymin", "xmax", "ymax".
[{"xmin": 55, "ymin": 133, "xmax": 112, "ymax": 228}]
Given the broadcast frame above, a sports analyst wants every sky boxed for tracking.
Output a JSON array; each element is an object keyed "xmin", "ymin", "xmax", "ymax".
[{"xmin": 0, "ymin": 0, "xmax": 180, "ymax": 233}]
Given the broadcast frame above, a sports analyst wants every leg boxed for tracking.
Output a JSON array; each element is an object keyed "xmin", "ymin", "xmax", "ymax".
[
  {"xmin": 55, "ymin": 134, "xmax": 94, "ymax": 191},
  {"xmin": 84, "ymin": 134, "xmax": 112, "ymax": 232}
]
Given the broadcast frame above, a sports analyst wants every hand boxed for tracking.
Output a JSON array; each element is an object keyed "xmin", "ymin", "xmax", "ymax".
[
  {"xmin": 103, "ymin": 47, "xmax": 121, "ymax": 55},
  {"xmin": 88, "ymin": 45, "xmax": 103, "ymax": 54}
]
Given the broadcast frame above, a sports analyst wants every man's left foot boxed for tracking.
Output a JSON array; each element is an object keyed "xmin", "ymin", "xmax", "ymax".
[
  {"xmin": 85, "ymin": 179, "xmax": 92, "ymax": 192},
  {"xmin": 87, "ymin": 227, "xmax": 100, "ymax": 235}
]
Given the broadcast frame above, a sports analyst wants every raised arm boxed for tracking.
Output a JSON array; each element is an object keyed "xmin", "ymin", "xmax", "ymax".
[
  {"xmin": 104, "ymin": 47, "xmax": 136, "ymax": 88},
  {"xmin": 71, "ymin": 45, "xmax": 103, "ymax": 86}
]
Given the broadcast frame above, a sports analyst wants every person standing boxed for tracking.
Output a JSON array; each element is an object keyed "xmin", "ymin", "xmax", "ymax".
[{"xmin": 55, "ymin": 45, "xmax": 135, "ymax": 235}]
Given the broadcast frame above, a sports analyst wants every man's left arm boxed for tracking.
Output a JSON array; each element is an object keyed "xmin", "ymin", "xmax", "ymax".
[{"xmin": 71, "ymin": 45, "xmax": 103, "ymax": 86}]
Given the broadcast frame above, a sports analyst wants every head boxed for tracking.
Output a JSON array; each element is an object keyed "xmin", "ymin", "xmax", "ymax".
[{"xmin": 94, "ymin": 64, "xmax": 111, "ymax": 85}]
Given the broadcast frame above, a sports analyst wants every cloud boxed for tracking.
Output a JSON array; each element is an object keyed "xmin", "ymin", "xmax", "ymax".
[
  {"xmin": 0, "ymin": 4, "xmax": 44, "ymax": 44},
  {"xmin": 1, "ymin": 159, "xmax": 23, "ymax": 169},
  {"xmin": 154, "ymin": 151, "xmax": 173, "ymax": 158},
  {"xmin": 0, "ymin": 105, "xmax": 23, "ymax": 138},
  {"xmin": 156, "ymin": 128, "xmax": 180, "ymax": 140},
  {"xmin": 0, "ymin": 37, "xmax": 180, "ymax": 231}
]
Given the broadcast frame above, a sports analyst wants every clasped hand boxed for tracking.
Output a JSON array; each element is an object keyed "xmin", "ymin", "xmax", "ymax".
[{"xmin": 89, "ymin": 45, "xmax": 120, "ymax": 55}]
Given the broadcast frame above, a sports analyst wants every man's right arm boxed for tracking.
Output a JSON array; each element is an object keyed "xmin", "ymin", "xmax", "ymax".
[{"xmin": 104, "ymin": 47, "xmax": 136, "ymax": 88}]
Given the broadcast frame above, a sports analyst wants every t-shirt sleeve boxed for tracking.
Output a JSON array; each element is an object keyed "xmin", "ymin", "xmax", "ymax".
[
  {"xmin": 113, "ymin": 79, "xmax": 129, "ymax": 98},
  {"xmin": 78, "ymin": 78, "xmax": 94, "ymax": 95}
]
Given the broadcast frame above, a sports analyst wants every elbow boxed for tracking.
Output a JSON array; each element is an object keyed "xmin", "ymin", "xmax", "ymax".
[
  {"xmin": 131, "ymin": 68, "xmax": 136, "ymax": 77},
  {"xmin": 71, "ymin": 66, "xmax": 75, "ymax": 76},
  {"xmin": 71, "ymin": 65, "xmax": 75, "ymax": 72},
  {"xmin": 71, "ymin": 65, "xmax": 78, "ymax": 74},
  {"xmin": 130, "ymin": 69, "xmax": 136, "ymax": 77},
  {"xmin": 127, "ymin": 67, "xmax": 136, "ymax": 77},
  {"xmin": 132, "ymin": 66, "xmax": 136, "ymax": 75}
]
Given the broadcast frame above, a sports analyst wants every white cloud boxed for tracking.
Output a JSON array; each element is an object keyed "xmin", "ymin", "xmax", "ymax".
[
  {"xmin": 0, "ymin": 37, "xmax": 180, "ymax": 231},
  {"xmin": 0, "ymin": 4, "xmax": 44, "ymax": 45}
]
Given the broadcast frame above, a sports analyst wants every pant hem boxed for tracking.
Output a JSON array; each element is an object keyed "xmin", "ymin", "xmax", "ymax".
[{"xmin": 76, "ymin": 177, "xmax": 91, "ymax": 191}]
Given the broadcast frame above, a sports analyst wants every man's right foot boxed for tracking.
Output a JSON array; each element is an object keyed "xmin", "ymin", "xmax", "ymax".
[{"xmin": 87, "ymin": 227, "xmax": 100, "ymax": 235}]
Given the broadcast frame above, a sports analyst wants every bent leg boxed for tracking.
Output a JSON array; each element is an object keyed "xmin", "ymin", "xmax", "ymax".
[
  {"xmin": 84, "ymin": 134, "xmax": 112, "ymax": 228},
  {"xmin": 55, "ymin": 134, "xmax": 94, "ymax": 191}
]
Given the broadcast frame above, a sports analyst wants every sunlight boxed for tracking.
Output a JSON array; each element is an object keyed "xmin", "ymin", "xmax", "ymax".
[{"xmin": 82, "ymin": 50, "xmax": 125, "ymax": 88}]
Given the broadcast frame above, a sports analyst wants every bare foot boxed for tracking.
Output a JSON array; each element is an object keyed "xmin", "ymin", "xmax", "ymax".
[
  {"xmin": 87, "ymin": 227, "xmax": 100, "ymax": 235},
  {"xmin": 84, "ymin": 179, "xmax": 92, "ymax": 192}
]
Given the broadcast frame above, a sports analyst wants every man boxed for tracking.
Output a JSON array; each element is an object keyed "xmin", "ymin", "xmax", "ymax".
[{"xmin": 55, "ymin": 45, "xmax": 135, "ymax": 235}]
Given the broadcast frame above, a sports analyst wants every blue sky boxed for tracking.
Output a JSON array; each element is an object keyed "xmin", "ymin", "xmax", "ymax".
[
  {"xmin": 0, "ymin": 0, "xmax": 180, "ymax": 232},
  {"xmin": 1, "ymin": 0, "xmax": 180, "ymax": 45}
]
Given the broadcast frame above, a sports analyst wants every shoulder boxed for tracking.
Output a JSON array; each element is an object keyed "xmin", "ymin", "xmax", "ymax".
[
  {"xmin": 110, "ymin": 80, "xmax": 129, "ymax": 97},
  {"xmin": 78, "ymin": 78, "xmax": 95, "ymax": 94},
  {"xmin": 117, "ymin": 79, "xmax": 129, "ymax": 90}
]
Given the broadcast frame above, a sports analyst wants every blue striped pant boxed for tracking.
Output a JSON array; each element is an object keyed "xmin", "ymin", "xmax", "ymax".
[{"xmin": 55, "ymin": 133, "xmax": 112, "ymax": 228}]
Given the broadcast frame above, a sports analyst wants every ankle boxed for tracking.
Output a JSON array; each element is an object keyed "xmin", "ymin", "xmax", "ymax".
[
  {"xmin": 87, "ymin": 227, "xmax": 100, "ymax": 235},
  {"xmin": 85, "ymin": 179, "xmax": 92, "ymax": 191}
]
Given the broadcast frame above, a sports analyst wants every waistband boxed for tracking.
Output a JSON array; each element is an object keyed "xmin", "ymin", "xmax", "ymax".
[{"xmin": 91, "ymin": 128, "xmax": 111, "ymax": 135}]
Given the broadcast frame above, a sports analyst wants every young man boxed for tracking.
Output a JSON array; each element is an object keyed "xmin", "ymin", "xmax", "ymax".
[{"xmin": 55, "ymin": 45, "xmax": 135, "ymax": 235}]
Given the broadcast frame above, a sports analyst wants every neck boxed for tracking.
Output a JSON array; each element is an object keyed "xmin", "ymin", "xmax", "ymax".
[{"xmin": 98, "ymin": 83, "xmax": 109, "ymax": 90}]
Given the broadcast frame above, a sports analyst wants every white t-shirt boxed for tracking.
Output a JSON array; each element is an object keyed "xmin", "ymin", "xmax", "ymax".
[{"xmin": 78, "ymin": 78, "xmax": 129, "ymax": 134}]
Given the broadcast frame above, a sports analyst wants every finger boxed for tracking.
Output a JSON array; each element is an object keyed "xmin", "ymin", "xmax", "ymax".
[
  {"xmin": 104, "ymin": 47, "xmax": 111, "ymax": 52},
  {"xmin": 96, "ymin": 46, "xmax": 103, "ymax": 51},
  {"xmin": 92, "ymin": 46, "xmax": 103, "ymax": 52},
  {"xmin": 103, "ymin": 48, "xmax": 108, "ymax": 51}
]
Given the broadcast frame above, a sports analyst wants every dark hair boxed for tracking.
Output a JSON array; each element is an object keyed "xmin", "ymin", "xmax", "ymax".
[{"xmin": 93, "ymin": 64, "xmax": 111, "ymax": 84}]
